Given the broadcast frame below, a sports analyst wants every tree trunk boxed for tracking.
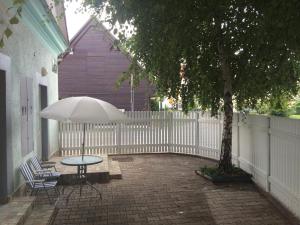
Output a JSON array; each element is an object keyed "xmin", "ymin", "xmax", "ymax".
[{"xmin": 218, "ymin": 44, "xmax": 233, "ymax": 173}]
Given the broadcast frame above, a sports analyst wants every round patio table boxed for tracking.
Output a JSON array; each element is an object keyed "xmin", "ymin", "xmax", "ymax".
[{"xmin": 61, "ymin": 155, "xmax": 103, "ymax": 201}]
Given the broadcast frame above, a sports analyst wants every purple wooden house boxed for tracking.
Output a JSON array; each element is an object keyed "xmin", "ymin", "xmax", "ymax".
[{"xmin": 58, "ymin": 18, "xmax": 152, "ymax": 111}]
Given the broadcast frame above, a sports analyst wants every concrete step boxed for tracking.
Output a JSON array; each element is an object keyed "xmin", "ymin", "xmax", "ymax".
[
  {"xmin": 0, "ymin": 196, "xmax": 35, "ymax": 225},
  {"xmin": 23, "ymin": 205, "xmax": 57, "ymax": 225},
  {"xmin": 108, "ymin": 159, "xmax": 122, "ymax": 179},
  {"xmin": 52, "ymin": 155, "xmax": 110, "ymax": 184},
  {"xmin": 51, "ymin": 154, "xmax": 123, "ymax": 183}
]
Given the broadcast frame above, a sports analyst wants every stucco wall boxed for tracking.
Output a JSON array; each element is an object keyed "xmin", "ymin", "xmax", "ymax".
[{"xmin": 0, "ymin": 6, "xmax": 59, "ymax": 192}]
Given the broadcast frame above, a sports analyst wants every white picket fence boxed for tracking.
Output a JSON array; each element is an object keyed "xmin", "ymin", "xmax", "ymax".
[
  {"xmin": 59, "ymin": 111, "xmax": 300, "ymax": 219},
  {"xmin": 59, "ymin": 111, "xmax": 222, "ymax": 159}
]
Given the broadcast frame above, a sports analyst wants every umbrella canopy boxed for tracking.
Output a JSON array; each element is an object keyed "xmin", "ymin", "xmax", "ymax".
[
  {"xmin": 41, "ymin": 97, "xmax": 127, "ymax": 159},
  {"xmin": 40, "ymin": 96, "xmax": 127, "ymax": 123}
]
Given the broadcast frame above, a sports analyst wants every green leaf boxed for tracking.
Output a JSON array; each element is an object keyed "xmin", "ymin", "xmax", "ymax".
[
  {"xmin": 17, "ymin": 7, "xmax": 22, "ymax": 17},
  {"xmin": 4, "ymin": 28, "xmax": 12, "ymax": 38},
  {"xmin": 0, "ymin": 38, "xmax": 4, "ymax": 48},
  {"xmin": 9, "ymin": 16, "xmax": 19, "ymax": 24}
]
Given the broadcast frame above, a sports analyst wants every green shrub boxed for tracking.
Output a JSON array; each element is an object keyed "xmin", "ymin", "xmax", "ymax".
[
  {"xmin": 200, "ymin": 165, "xmax": 249, "ymax": 177},
  {"xmin": 150, "ymin": 98, "xmax": 159, "ymax": 111},
  {"xmin": 295, "ymin": 102, "xmax": 300, "ymax": 114},
  {"xmin": 256, "ymin": 94, "xmax": 293, "ymax": 117}
]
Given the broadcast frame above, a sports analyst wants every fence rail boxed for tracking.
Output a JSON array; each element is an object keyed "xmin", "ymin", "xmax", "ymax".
[{"xmin": 58, "ymin": 111, "xmax": 300, "ymax": 219}]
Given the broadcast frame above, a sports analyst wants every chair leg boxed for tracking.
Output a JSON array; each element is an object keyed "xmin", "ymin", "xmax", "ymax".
[
  {"xmin": 31, "ymin": 189, "xmax": 38, "ymax": 196},
  {"xmin": 25, "ymin": 186, "xmax": 30, "ymax": 196},
  {"xmin": 54, "ymin": 187, "xmax": 60, "ymax": 197},
  {"xmin": 62, "ymin": 185, "xmax": 66, "ymax": 195},
  {"xmin": 45, "ymin": 188, "xmax": 52, "ymax": 204}
]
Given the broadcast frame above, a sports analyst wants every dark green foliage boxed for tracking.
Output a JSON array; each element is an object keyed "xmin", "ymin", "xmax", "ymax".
[
  {"xmin": 0, "ymin": 1, "xmax": 24, "ymax": 48},
  {"xmin": 149, "ymin": 98, "xmax": 159, "ymax": 111},
  {"xmin": 0, "ymin": 38, "xmax": 4, "ymax": 48},
  {"xmin": 295, "ymin": 102, "xmax": 300, "ymax": 115},
  {"xmin": 200, "ymin": 165, "xmax": 249, "ymax": 177},
  {"xmin": 114, "ymin": 38, "xmax": 155, "ymax": 89},
  {"xmin": 83, "ymin": 0, "xmax": 300, "ymax": 172},
  {"xmin": 270, "ymin": 97, "xmax": 290, "ymax": 117},
  {"xmin": 85, "ymin": 0, "xmax": 300, "ymax": 115},
  {"xmin": 256, "ymin": 94, "xmax": 293, "ymax": 117},
  {"xmin": 9, "ymin": 16, "xmax": 19, "ymax": 24},
  {"xmin": 4, "ymin": 28, "xmax": 12, "ymax": 38}
]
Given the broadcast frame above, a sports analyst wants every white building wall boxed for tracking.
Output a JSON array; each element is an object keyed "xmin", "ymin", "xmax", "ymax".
[{"xmin": 0, "ymin": 3, "xmax": 59, "ymax": 192}]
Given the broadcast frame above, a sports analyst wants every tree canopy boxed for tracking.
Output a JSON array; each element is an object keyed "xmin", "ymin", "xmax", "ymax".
[
  {"xmin": 85, "ymin": 0, "xmax": 300, "ymax": 113},
  {"xmin": 84, "ymin": 0, "xmax": 300, "ymax": 171}
]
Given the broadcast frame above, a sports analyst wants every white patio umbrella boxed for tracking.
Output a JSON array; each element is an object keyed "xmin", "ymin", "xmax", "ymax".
[{"xmin": 40, "ymin": 96, "xmax": 127, "ymax": 159}]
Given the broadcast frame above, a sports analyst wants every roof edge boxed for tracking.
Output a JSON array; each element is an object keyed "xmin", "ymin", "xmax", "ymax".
[{"xmin": 2, "ymin": 0, "xmax": 70, "ymax": 55}]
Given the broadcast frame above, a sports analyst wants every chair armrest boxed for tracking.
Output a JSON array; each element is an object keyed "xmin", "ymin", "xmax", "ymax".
[
  {"xmin": 41, "ymin": 164, "xmax": 55, "ymax": 169},
  {"xmin": 34, "ymin": 170, "xmax": 52, "ymax": 177},
  {"xmin": 41, "ymin": 161, "xmax": 56, "ymax": 165},
  {"xmin": 35, "ymin": 169, "xmax": 52, "ymax": 173},
  {"xmin": 26, "ymin": 179, "xmax": 45, "ymax": 183}
]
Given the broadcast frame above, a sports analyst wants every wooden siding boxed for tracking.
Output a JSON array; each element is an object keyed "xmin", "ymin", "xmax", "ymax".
[{"xmin": 58, "ymin": 19, "xmax": 152, "ymax": 111}]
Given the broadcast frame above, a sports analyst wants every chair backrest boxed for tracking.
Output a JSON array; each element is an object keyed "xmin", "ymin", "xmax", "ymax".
[
  {"xmin": 30, "ymin": 155, "xmax": 42, "ymax": 171},
  {"xmin": 19, "ymin": 163, "xmax": 35, "ymax": 188}
]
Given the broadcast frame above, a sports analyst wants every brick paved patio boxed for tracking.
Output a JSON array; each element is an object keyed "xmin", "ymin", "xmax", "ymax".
[{"xmin": 51, "ymin": 154, "xmax": 294, "ymax": 225}]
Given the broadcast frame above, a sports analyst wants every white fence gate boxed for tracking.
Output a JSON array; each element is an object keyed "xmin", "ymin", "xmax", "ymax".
[{"xmin": 59, "ymin": 111, "xmax": 300, "ymax": 219}]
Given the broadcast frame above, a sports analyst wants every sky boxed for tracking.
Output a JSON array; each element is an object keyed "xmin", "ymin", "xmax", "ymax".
[
  {"xmin": 64, "ymin": 1, "xmax": 132, "ymax": 41},
  {"xmin": 65, "ymin": 1, "xmax": 91, "ymax": 40}
]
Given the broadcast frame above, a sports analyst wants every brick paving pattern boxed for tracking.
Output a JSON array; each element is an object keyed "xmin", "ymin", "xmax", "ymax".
[{"xmin": 51, "ymin": 154, "xmax": 294, "ymax": 225}]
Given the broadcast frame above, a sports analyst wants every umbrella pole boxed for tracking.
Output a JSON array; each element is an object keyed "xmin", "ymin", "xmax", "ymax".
[{"xmin": 82, "ymin": 123, "xmax": 86, "ymax": 160}]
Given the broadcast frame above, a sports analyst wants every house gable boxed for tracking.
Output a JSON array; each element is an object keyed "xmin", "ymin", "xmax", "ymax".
[{"xmin": 59, "ymin": 18, "xmax": 151, "ymax": 111}]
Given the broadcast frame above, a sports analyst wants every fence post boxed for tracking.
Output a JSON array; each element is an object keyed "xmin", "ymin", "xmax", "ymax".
[
  {"xmin": 116, "ymin": 122, "xmax": 121, "ymax": 154},
  {"xmin": 266, "ymin": 116, "xmax": 271, "ymax": 192},
  {"xmin": 168, "ymin": 112, "xmax": 173, "ymax": 153},
  {"xmin": 237, "ymin": 113, "xmax": 240, "ymax": 167},
  {"xmin": 195, "ymin": 112, "xmax": 199, "ymax": 155}
]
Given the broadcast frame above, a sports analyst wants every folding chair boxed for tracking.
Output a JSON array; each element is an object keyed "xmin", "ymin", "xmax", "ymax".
[
  {"xmin": 32, "ymin": 153, "xmax": 57, "ymax": 171},
  {"xmin": 29, "ymin": 155, "xmax": 61, "ymax": 180},
  {"xmin": 19, "ymin": 162, "xmax": 59, "ymax": 204}
]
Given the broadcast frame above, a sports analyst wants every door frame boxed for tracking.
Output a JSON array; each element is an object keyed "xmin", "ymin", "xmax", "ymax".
[
  {"xmin": 0, "ymin": 53, "xmax": 12, "ymax": 203},
  {"xmin": 39, "ymin": 84, "xmax": 48, "ymax": 160},
  {"xmin": 36, "ymin": 73, "xmax": 49, "ymax": 160}
]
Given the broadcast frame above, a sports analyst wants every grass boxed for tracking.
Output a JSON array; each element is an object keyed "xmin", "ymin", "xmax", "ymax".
[{"xmin": 289, "ymin": 114, "xmax": 300, "ymax": 119}]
